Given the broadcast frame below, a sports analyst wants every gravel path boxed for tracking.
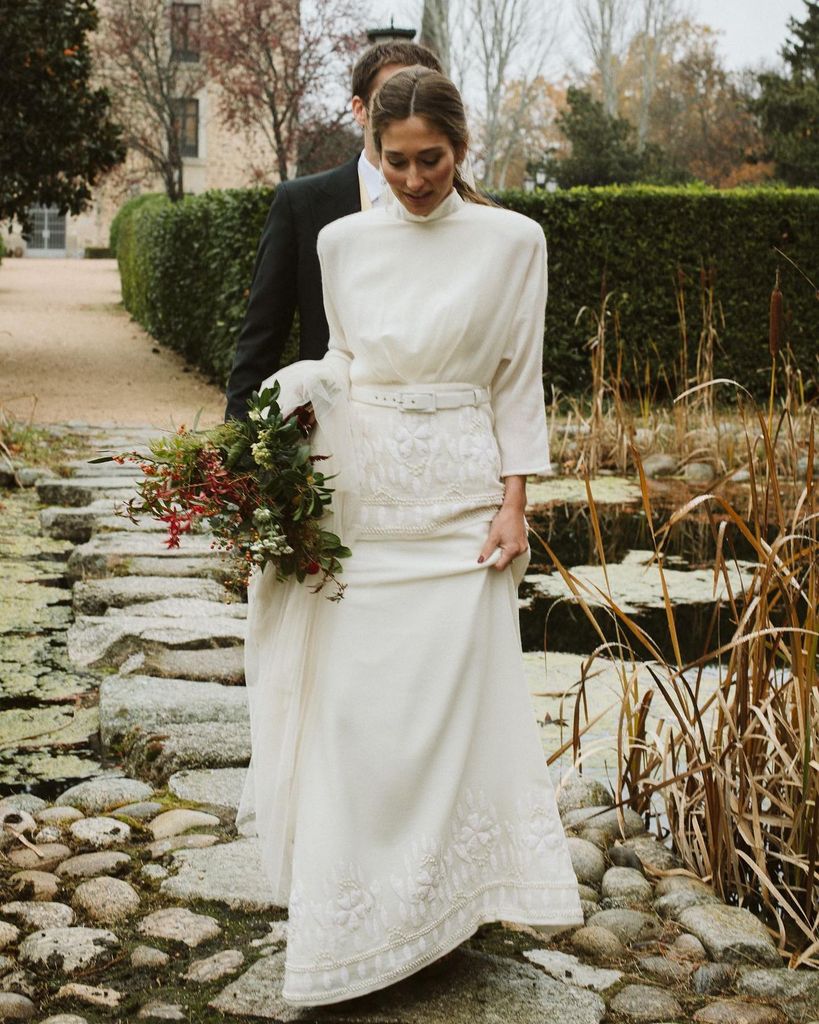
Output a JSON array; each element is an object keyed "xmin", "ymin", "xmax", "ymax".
[{"xmin": 0, "ymin": 259, "xmax": 225, "ymax": 428}]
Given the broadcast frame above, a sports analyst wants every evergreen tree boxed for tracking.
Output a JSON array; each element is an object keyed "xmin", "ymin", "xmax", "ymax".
[
  {"xmin": 0, "ymin": 0, "xmax": 124, "ymax": 229},
  {"xmin": 548, "ymin": 86, "xmax": 679, "ymax": 187},
  {"xmin": 757, "ymin": 0, "xmax": 819, "ymax": 185}
]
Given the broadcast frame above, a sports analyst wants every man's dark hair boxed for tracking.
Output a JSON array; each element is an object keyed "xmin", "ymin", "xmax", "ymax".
[{"xmin": 352, "ymin": 42, "xmax": 443, "ymax": 103}]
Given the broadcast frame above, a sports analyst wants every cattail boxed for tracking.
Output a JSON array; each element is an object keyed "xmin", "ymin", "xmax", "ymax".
[{"xmin": 769, "ymin": 269, "xmax": 783, "ymax": 358}]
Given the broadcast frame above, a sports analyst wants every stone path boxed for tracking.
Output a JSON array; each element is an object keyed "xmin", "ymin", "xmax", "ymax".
[{"xmin": 1, "ymin": 428, "xmax": 816, "ymax": 1023}]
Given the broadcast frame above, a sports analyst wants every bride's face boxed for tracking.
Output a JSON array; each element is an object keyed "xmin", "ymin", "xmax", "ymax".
[{"xmin": 380, "ymin": 116, "xmax": 463, "ymax": 217}]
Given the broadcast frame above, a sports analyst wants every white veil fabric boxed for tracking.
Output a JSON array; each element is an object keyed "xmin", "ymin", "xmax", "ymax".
[{"xmin": 235, "ymin": 352, "xmax": 359, "ymax": 905}]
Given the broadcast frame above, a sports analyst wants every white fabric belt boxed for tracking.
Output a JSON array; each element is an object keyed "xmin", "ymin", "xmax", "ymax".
[{"xmin": 351, "ymin": 385, "xmax": 490, "ymax": 413}]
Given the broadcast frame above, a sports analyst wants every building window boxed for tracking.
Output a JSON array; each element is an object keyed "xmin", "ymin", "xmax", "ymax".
[
  {"xmin": 171, "ymin": 3, "xmax": 201, "ymax": 62},
  {"xmin": 172, "ymin": 98, "xmax": 199, "ymax": 157}
]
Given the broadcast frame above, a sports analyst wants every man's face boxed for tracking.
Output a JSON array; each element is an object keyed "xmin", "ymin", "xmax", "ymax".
[{"xmin": 352, "ymin": 62, "xmax": 405, "ymax": 132}]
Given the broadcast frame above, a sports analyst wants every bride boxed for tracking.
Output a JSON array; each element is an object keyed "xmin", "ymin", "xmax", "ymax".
[{"xmin": 237, "ymin": 66, "xmax": 582, "ymax": 1006}]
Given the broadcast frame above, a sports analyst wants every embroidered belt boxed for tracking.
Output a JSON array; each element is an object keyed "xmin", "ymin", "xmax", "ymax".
[{"xmin": 350, "ymin": 385, "xmax": 490, "ymax": 413}]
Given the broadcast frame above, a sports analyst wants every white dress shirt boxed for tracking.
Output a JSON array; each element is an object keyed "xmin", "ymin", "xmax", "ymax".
[{"xmin": 357, "ymin": 150, "xmax": 386, "ymax": 209}]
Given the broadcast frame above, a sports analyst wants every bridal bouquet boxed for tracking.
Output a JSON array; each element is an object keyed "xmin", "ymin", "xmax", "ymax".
[{"xmin": 97, "ymin": 384, "xmax": 351, "ymax": 597}]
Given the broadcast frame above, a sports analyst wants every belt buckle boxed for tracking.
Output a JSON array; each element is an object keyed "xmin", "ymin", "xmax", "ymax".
[{"xmin": 400, "ymin": 391, "xmax": 436, "ymax": 413}]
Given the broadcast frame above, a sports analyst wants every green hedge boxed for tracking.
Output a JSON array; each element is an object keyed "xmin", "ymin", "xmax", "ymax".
[{"xmin": 116, "ymin": 184, "xmax": 819, "ymax": 398}]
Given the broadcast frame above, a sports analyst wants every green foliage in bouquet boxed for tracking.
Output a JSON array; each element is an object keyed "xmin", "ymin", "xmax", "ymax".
[{"xmin": 102, "ymin": 383, "xmax": 351, "ymax": 597}]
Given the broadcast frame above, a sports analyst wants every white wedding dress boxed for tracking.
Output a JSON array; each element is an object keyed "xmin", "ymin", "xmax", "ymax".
[{"xmin": 237, "ymin": 189, "xmax": 582, "ymax": 1006}]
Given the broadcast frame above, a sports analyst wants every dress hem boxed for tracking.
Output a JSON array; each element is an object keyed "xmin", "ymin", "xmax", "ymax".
[{"xmin": 281, "ymin": 898, "xmax": 583, "ymax": 1006}]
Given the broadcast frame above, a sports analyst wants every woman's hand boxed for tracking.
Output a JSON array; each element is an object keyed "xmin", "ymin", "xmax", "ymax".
[
  {"xmin": 291, "ymin": 403, "xmax": 316, "ymax": 435},
  {"xmin": 478, "ymin": 475, "xmax": 529, "ymax": 571}
]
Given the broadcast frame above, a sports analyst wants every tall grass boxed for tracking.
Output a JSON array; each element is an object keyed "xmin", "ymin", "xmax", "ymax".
[{"xmin": 535, "ymin": 404, "xmax": 818, "ymax": 965}]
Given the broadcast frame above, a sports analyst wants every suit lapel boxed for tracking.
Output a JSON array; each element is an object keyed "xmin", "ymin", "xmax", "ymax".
[{"xmin": 313, "ymin": 155, "xmax": 361, "ymax": 228}]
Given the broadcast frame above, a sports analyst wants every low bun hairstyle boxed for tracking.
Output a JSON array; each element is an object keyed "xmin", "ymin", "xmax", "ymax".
[{"xmin": 370, "ymin": 67, "xmax": 494, "ymax": 207}]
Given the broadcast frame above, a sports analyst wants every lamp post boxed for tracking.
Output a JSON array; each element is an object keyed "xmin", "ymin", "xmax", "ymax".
[{"xmin": 366, "ymin": 19, "xmax": 416, "ymax": 45}]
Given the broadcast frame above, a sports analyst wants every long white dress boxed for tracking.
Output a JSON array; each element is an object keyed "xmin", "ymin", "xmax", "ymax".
[{"xmin": 238, "ymin": 189, "xmax": 582, "ymax": 1006}]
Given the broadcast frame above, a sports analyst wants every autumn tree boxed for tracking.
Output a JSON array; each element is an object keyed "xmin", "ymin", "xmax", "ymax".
[
  {"xmin": 636, "ymin": 25, "xmax": 766, "ymax": 186},
  {"xmin": 206, "ymin": 0, "xmax": 364, "ymax": 183},
  {"xmin": 757, "ymin": 0, "xmax": 819, "ymax": 185},
  {"xmin": 94, "ymin": 0, "xmax": 207, "ymax": 201},
  {"xmin": 0, "ymin": 0, "xmax": 124, "ymax": 228}
]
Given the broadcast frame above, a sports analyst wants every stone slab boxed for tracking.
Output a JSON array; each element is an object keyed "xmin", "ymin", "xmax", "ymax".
[
  {"xmin": 678, "ymin": 905, "xmax": 780, "ymax": 968},
  {"xmin": 99, "ymin": 675, "xmax": 248, "ymax": 747},
  {"xmin": 160, "ymin": 838, "xmax": 279, "ymax": 912},
  {"xmin": 167, "ymin": 768, "xmax": 246, "ymax": 813},
  {"xmin": 527, "ymin": 548, "xmax": 756, "ymax": 614},
  {"xmin": 40, "ymin": 504, "xmax": 165, "ymax": 543},
  {"xmin": 68, "ymin": 614, "xmax": 245, "ymax": 669},
  {"xmin": 209, "ymin": 947, "xmax": 606, "ymax": 1022},
  {"xmin": 66, "ymin": 533, "xmax": 220, "ymax": 581},
  {"xmin": 56, "ymin": 776, "xmax": 153, "ymax": 813},
  {"xmin": 107, "ymin": 598, "xmax": 246, "ymax": 619},
  {"xmin": 36, "ymin": 478, "xmax": 136, "ymax": 508},
  {"xmin": 127, "ymin": 720, "xmax": 251, "ymax": 781},
  {"xmin": 73, "ymin": 575, "xmax": 229, "ymax": 615},
  {"xmin": 134, "ymin": 646, "xmax": 245, "ymax": 685}
]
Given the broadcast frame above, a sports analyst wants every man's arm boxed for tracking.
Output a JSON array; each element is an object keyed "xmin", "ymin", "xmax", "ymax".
[{"xmin": 224, "ymin": 185, "xmax": 298, "ymax": 421}]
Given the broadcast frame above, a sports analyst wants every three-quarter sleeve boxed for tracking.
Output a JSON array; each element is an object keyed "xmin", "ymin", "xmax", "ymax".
[{"xmin": 490, "ymin": 229, "xmax": 550, "ymax": 477}]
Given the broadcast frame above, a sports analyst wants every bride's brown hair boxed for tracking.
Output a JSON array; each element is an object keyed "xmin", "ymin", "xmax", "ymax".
[{"xmin": 370, "ymin": 67, "xmax": 494, "ymax": 207}]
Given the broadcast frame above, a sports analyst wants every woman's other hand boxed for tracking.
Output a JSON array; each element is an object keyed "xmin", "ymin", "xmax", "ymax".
[
  {"xmin": 291, "ymin": 403, "xmax": 316, "ymax": 435},
  {"xmin": 478, "ymin": 475, "xmax": 528, "ymax": 570}
]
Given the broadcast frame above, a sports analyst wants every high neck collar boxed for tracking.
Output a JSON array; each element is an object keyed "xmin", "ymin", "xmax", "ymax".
[{"xmin": 387, "ymin": 188, "xmax": 464, "ymax": 224}]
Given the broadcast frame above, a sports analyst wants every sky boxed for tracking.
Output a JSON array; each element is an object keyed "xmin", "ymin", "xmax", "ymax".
[
  {"xmin": 686, "ymin": 0, "xmax": 804, "ymax": 71},
  {"xmin": 363, "ymin": 0, "xmax": 807, "ymax": 74}
]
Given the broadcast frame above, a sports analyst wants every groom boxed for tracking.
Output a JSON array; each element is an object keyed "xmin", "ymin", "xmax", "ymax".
[{"xmin": 224, "ymin": 41, "xmax": 443, "ymax": 421}]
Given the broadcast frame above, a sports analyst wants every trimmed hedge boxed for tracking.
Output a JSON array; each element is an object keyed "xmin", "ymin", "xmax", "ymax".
[{"xmin": 116, "ymin": 185, "xmax": 819, "ymax": 398}]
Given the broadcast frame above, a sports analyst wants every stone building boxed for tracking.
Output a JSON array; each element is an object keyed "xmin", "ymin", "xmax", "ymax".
[{"xmin": 4, "ymin": 0, "xmax": 276, "ymax": 259}]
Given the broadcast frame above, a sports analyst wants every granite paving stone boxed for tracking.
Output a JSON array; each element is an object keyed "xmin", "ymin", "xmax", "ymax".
[
  {"xmin": 147, "ymin": 808, "xmax": 220, "ymax": 840},
  {"xmin": 8, "ymin": 868, "xmax": 59, "ymax": 901},
  {"xmin": 693, "ymin": 1001, "xmax": 788, "ymax": 1024},
  {"xmin": 147, "ymin": 834, "xmax": 220, "ymax": 859},
  {"xmin": 56, "ymin": 851, "xmax": 131, "ymax": 879},
  {"xmin": 131, "ymin": 945, "xmax": 170, "ymax": 969},
  {"xmin": 0, "ymin": 992, "xmax": 36, "ymax": 1020},
  {"xmin": 99, "ymin": 675, "xmax": 248, "ymax": 747},
  {"xmin": 18, "ymin": 927, "xmax": 118, "ymax": 973},
  {"xmin": 55, "ymin": 776, "xmax": 153, "ymax": 813},
  {"xmin": 523, "ymin": 949, "xmax": 621, "ymax": 991},
  {"xmin": 183, "ymin": 949, "xmax": 245, "ymax": 983},
  {"xmin": 159, "ymin": 838, "xmax": 279, "ymax": 911},
  {"xmin": 138, "ymin": 907, "xmax": 221, "ymax": 947},
  {"xmin": 609, "ymin": 983, "xmax": 683, "ymax": 1021},
  {"xmin": 68, "ymin": 614, "xmax": 245, "ymax": 670},
  {"xmin": 6, "ymin": 844, "xmax": 72, "ymax": 873},
  {"xmin": 585, "ymin": 908, "xmax": 660, "ymax": 944},
  {"xmin": 167, "ymin": 768, "xmax": 246, "ymax": 813},
  {"xmin": 0, "ymin": 902, "xmax": 74, "ymax": 931},
  {"xmin": 678, "ymin": 905, "xmax": 781, "ymax": 968},
  {"xmin": 71, "ymin": 877, "xmax": 140, "ymax": 923},
  {"xmin": 68, "ymin": 816, "xmax": 131, "ymax": 849},
  {"xmin": 0, "ymin": 923, "xmax": 20, "ymax": 951},
  {"xmin": 209, "ymin": 947, "xmax": 606, "ymax": 1023},
  {"xmin": 72, "ymin": 576, "xmax": 228, "ymax": 615},
  {"xmin": 54, "ymin": 983, "xmax": 121, "ymax": 1008}
]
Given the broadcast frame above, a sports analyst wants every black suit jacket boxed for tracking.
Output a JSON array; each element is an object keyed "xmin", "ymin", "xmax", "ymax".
[{"xmin": 224, "ymin": 155, "xmax": 361, "ymax": 420}]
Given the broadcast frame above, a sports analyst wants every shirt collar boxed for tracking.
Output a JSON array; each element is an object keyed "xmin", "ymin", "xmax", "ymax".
[{"xmin": 357, "ymin": 151, "xmax": 385, "ymax": 204}]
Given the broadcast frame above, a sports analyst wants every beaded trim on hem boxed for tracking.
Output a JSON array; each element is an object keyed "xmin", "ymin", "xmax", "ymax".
[{"xmin": 281, "ymin": 882, "xmax": 583, "ymax": 1006}]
